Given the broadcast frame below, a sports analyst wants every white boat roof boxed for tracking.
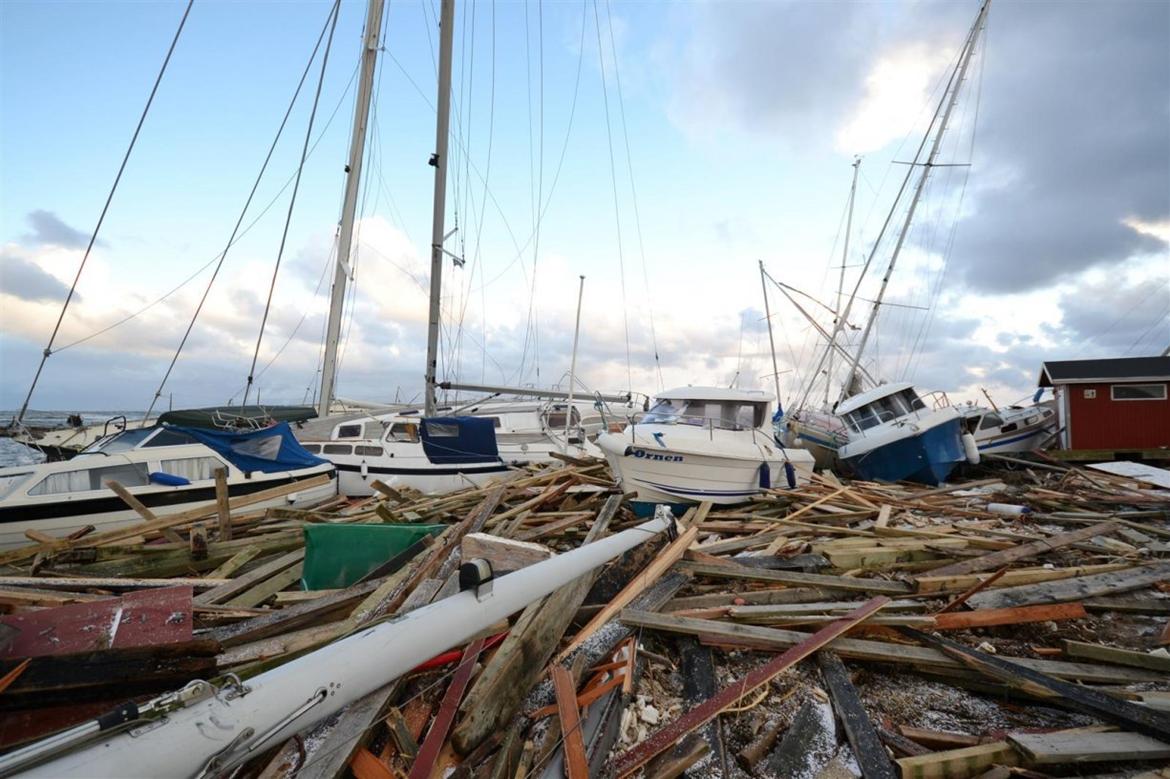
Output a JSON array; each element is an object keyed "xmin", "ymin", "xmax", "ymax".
[
  {"xmin": 835, "ymin": 382, "xmax": 915, "ymax": 416},
  {"xmin": 656, "ymin": 386, "xmax": 774, "ymax": 403}
]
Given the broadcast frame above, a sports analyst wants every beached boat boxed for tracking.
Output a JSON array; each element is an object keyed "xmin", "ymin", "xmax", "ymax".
[
  {"xmin": 832, "ymin": 383, "xmax": 967, "ymax": 485},
  {"xmin": 597, "ymin": 387, "xmax": 815, "ymax": 512},
  {"xmin": 0, "ymin": 419, "xmax": 336, "ymax": 549},
  {"xmin": 960, "ymin": 399, "xmax": 1057, "ymax": 454}
]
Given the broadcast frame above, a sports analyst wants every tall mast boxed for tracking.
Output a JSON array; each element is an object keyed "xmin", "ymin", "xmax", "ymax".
[
  {"xmin": 423, "ymin": 0, "xmax": 456, "ymax": 417},
  {"xmin": 564, "ymin": 275, "xmax": 585, "ymax": 443},
  {"xmin": 839, "ymin": 0, "xmax": 989, "ymax": 404},
  {"xmin": 318, "ymin": 0, "xmax": 386, "ymax": 417},
  {"xmin": 825, "ymin": 157, "xmax": 861, "ymax": 405},
  {"xmin": 758, "ymin": 260, "xmax": 783, "ymax": 411}
]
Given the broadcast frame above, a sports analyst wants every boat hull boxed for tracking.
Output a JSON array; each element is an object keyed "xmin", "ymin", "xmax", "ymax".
[
  {"xmin": 598, "ymin": 432, "xmax": 815, "ymax": 510},
  {"xmin": 839, "ymin": 414, "xmax": 963, "ymax": 485},
  {"xmin": 331, "ymin": 459, "xmax": 511, "ymax": 496},
  {"xmin": 0, "ymin": 468, "xmax": 337, "ymax": 550}
]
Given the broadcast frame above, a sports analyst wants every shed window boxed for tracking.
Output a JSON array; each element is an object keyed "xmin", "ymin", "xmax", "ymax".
[{"xmin": 1111, "ymin": 384, "xmax": 1167, "ymax": 401}]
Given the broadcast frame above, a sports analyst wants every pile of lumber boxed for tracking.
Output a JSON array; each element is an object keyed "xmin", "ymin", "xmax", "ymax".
[{"xmin": 0, "ymin": 456, "xmax": 1168, "ymax": 779}]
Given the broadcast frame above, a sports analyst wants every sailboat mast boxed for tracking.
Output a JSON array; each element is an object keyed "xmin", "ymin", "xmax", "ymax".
[
  {"xmin": 758, "ymin": 260, "xmax": 783, "ymax": 411},
  {"xmin": 839, "ymin": 0, "xmax": 989, "ymax": 403},
  {"xmin": 317, "ymin": 0, "xmax": 386, "ymax": 417},
  {"xmin": 825, "ymin": 157, "xmax": 861, "ymax": 405},
  {"xmin": 423, "ymin": 0, "xmax": 456, "ymax": 417}
]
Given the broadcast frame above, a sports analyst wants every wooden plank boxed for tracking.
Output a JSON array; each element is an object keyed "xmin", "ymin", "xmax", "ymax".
[
  {"xmin": 460, "ymin": 532, "xmax": 552, "ymax": 573},
  {"xmin": 621, "ymin": 610, "xmax": 1163, "ymax": 684},
  {"xmin": 350, "ymin": 748, "xmax": 394, "ymax": 779},
  {"xmin": 609, "ymin": 597, "xmax": 889, "ymax": 776},
  {"xmin": 817, "ymin": 651, "xmax": 896, "ymax": 779},
  {"xmin": 933, "ymin": 602, "xmax": 1087, "ymax": 631},
  {"xmin": 966, "ymin": 562, "xmax": 1170, "ymax": 610},
  {"xmin": 926, "ymin": 521, "xmax": 1122, "ymax": 578},
  {"xmin": 204, "ymin": 547, "xmax": 261, "ymax": 580},
  {"xmin": 557, "ymin": 521, "xmax": 697, "ymax": 661},
  {"xmin": 222, "ymin": 562, "xmax": 304, "ymax": 609},
  {"xmin": 552, "ymin": 665, "xmax": 589, "ymax": 779},
  {"xmin": 194, "ymin": 549, "xmax": 305, "ymax": 606},
  {"xmin": 0, "ymin": 473, "xmax": 331, "ymax": 566},
  {"xmin": 897, "ymin": 726, "xmax": 980, "ymax": 750},
  {"xmin": 904, "ymin": 628, "xmax": 1170, "ymax": 741},
  {"xmin": 407, "ymin": 638, "xmax": 486, "ymax": 779},
  {"xmin": 1008, "ymin": 730, "xmax": 1170, "ymax": 765},
  {"xmin": 213, "ymin": 467, "xmax": 232, "ymax": 542},
  {"xmin": 0, "ymin": 575, "xmax": 226, "ymax": 591},
  {"xmin": 676, "ymin": 560, "xmax": 913, "ymax": 595},
  {"xmin": 1061, "ymin": 639, "xmax": 1170, "ymax": 673},
  {"xmin": 764, "ymin": 699, "xmax": 836, "ymax": 777},
  {"xmin": 937, "ymin": 567, "xmax": 1008, "ymax": 613},
  {"xmin": 915, "ymin": 563, "xmax": 1131, "ymax": 595},
  {"xmin": 896, "ymin": 741, "xmax": 1018, "ymax": 779}
]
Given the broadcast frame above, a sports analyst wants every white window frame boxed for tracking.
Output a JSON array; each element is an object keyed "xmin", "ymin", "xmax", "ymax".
[{"xmin": 1110, "ymin": 383, "xmax": 1167, "ymax": 401}]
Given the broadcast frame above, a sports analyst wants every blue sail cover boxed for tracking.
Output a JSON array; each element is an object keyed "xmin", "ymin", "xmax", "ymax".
[
  {"xmin": 419, "ymin": 416, "xmax": 500, "ymax": 464},
  {"xmin": 165, "ymin": 422, "xmax": 329, "ymax": 474}
]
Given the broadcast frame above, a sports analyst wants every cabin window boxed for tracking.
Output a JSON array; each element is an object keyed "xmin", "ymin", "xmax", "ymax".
[
  {"xmin": 1111, "ymin": 384, "xmax": 1167, "ymax": 401},
  {"xmin": 28, "ymin": 463, "xmax": 151, "ymax": 495},
  {"xmin": 846, "ymin": 406, "xmax": 882, "ymax": 432},
  {"xmin": 323, "ymin": 444, "xmax": 353, "ymax": 455},
  {"xmin": 978, "ymin": 413, "xmax": 1003, "ymax": 430},
  {"xmin": 143, "ymin": 429, "xmax": 198, "ymax": 448},
  {"xmin": 91, "ymin": 428, "xmax": 154, "ymax": 453},
  {"xmin": 898, "ymin": 389, "xmax": 926, "ymax": 411},
  {"xmin": 544, "ymin": 408, "xmax": 580, "ymax": 428},
  {"xmin": 158, "ymin": 457, "xmax": 226, "ymax": 482},
  {"xmin": 642, "ymin": 399, "xmax": 683, "ymax": 424},
  {"xmin": 355, "ymin": 445, "xmax": 383, "ymax": 457},
  {"xmin": 425, "ymin": 422, "xmax": 460, "ymax": 437},
  {"xmin": 482, "ymin": 417, "xmax": 502, "ymax": 428},
  {"xmin": 302, "ymin": 444, "xmax": 322, "ymax": 454},
  {"xmin": 336, "ymin": 424, "xmax": 363, "ymax": 438},
  {"xmin": 387, "ymin": 423, "xmax": 418, "ymax": 442},
  {"xmin": 231, "ymin": 433, "xmax": 282, "ymax": 461}
]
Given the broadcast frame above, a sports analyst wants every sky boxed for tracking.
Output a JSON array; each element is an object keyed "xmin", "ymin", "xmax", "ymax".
[{"xmin": 0, "ymin": 0, "xmax": 1167, "ymax": 415}]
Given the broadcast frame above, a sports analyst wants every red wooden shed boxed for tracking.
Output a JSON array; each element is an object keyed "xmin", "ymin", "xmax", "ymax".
[{"xmin": 1038, "ymin": 356, "xmax": 1170, "ymax": 452}]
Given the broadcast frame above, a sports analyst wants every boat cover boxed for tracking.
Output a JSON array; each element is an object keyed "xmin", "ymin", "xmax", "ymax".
[
  {"xmin": 157, "ymin": 405, "xmax": 318, "ymax": 429},
  {"xmin": 419, "ymin": 416, "xmax": 500, "ymax": 463},
  {"xmin": 164, "ymin": 422, "xmax": 329, "ymax": 474}
]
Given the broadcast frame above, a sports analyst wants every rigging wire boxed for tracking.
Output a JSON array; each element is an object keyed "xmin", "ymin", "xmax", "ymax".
[
  {"xmin": 52, "ymin": 62, "xmax": 361, "ymax": 355},
  {"xmin": 14, "ymin": 0, "xmax": 195, "ymax": 427},
  {"xmin": 592, "ymin": 0, "xmax": 633, "ymax": 394},
  {"xmin": 1124, "ymin": 304, "xmax": 1170, "ymax": 356},
  {"xmin": 241, "ymin": 0, "xmax": 341, "ymax": 407},
  {"xmin": 144, "ymin": 1, "xmax": 339, "ymax": 421}
]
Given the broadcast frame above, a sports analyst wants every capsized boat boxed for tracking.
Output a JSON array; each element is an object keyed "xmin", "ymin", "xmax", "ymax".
[
  {"xmin": 597, "ymin": 387, "xmax": 815, "ymax": 513},
  {"xmin": 959, "ymin": 397, "xmax": 1057, "ymax": 454},
  {"xmin": 0, "ymin": 420, "xmax": 336, "ymax": 549},
  {"xmin": 833, "ymin": 382, "xmax": 970, "ymax": 485}
]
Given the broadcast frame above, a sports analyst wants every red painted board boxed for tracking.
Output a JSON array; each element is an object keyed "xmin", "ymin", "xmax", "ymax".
[{"xmin": 0, "ymin": 586, "xmax": 193, "ymax": 658}]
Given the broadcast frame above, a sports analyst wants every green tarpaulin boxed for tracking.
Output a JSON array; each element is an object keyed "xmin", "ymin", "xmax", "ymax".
[{"xmin": 301, "ymin": 524, "xmax": 445, "ymax": 590}]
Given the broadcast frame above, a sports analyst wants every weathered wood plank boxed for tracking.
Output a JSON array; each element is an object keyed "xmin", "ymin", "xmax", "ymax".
[
  {"xmin": 966, "ymin": 562, "xmax": 1170, "ymax": 610},
  {"xmin": 407, "ymin": 639, "xmax": 486, "ymax": 779},
  {"xmin": 676, "ymin": 560, "xmax": 913, "ymax": 595},
  {"xmin": 925, "ymin": 521, "xmax": 1121, "ymax": 578},
  {"xmin": 896, "ymin": 742, "xmax": 1018, "ymax": 779},
  {"xmin": 1061, "ymin": 639, "xmax": 1170, "ymax": 673},
  {"xmin": 817, "ymin": 651, "xmax": 896, "ymax": 779},
  {"xmin": 933, "ymin": 602, "xmax": 1087, "ymax": 631},
  {"xmin": 1008, "ymin": 730, "xmax": 1170, "ymax": 765}
]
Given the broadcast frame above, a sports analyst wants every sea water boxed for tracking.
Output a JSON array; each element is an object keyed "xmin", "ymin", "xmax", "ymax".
[{"xmin": 0, "ymin": 411, "xmax": 144, "ymax": 467}]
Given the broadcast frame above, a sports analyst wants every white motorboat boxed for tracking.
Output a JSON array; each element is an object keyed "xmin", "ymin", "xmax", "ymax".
[
  {"xmin": 597, "ymin": 387, "xmax": 815, "ymax": 512},
  {"xmin": 960, "ymin": 398, "xmax": 1057, "ymax": 454},
  {"xmin": 0, "ymin": 420, "xmax": 336, "ymax": 549}
]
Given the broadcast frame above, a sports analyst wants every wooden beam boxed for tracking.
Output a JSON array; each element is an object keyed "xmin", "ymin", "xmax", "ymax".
[
  {"xmin": 903, "ymin": 628, "xmax": 1170, "ymax": 741},
  {"xmin": 676, "ymin": 560, "xmax": 912, "ymax": 595},
  {"xmin": 552, "ymin": 665, "xmax": 589, "ymax": 779},
  {"xmin": 933, "ymin": 602, "xmax": 1087, "ymax": 631},
  {"xmin": 896, "ymin": 741, "xmax": 1019, "ymax": 779},
  {"xmin": 966, "ymin": 562, "xmax": 1170, "ymax": 610},
  {"xmin": 407, "ymin": 639, "xmax": 486, "ymax": 779},
  {"xmin": 1008, "ymin": 730, "xmax": 1170, "ymax": 765},
  {"xmin": 926, "ymin": 521, "xmax": 1122, "ymax": 578},
  {"xmin": 764, "ymin": 699, "xmax": 836, "ymax": 777},
  {"xmin": 214, "ymin": 467, "xmax": 232, "ymax": 541},
  {"xmin": 609, "ymin": 597, "xmax": 889, "ymax": 776},
  {"xmin": 914, "ymin": 563, "xmax": 1131, "ymax": 595},
  {"xmin": 818, "ymin": 651, "xmax": 896, "ymax": 779},
  {"xmin": 937, "ymin": 567, "xmax": 1008, "ymax": 613},
  {"xmin": 194, "ymin": 549, "xmax": 305, "ymax": 606},
  {"xmin": 1061, "ymin": 639, "xmax": 1170, "ymax": 674}
]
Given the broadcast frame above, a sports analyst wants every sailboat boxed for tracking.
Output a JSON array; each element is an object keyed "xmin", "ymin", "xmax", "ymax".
[{"xmin": 782, "ymin": 1, "xmax": 991, "ymax": 485}]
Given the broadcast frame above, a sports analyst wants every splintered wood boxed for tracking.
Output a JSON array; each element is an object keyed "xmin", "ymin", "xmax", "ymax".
[{"xmin": 0, "ymin": 454, "xmax": 1168, "ymax": 778}]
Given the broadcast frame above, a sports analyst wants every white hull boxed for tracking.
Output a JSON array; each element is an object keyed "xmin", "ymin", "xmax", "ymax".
[{"xmin": 598, "ymin": 426, "xmax": 815, "ymax": 506}]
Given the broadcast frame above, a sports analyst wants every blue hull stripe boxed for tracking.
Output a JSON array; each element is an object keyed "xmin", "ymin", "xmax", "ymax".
[
  {"xmin": 635, "ymin": 479, "xmax": 758, "ymax": 497},
  {"xmin": 976, "ymin": 429, "xmax": 1045, "ymax": 451},
  {"xmin": 842, "ymin": 419, "xmax": 963, "ymax": 486}
]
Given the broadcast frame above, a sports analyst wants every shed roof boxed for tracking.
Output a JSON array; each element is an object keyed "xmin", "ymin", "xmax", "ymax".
[{"xmin": 1038, "ymin": 356, "xmax": 1170, "ymax": 387}]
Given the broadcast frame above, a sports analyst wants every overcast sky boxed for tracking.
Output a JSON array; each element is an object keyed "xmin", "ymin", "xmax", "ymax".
[{"xmin": 1, "ymin": 0, "xmax": 1167, "ymax": 413}]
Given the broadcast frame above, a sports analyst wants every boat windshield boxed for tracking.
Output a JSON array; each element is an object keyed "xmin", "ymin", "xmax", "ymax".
[
  {"xmin": 642, "ymin": 399, "xmax": 765, "ymax": 430},
  {"xmin": 82, "ymin": 427, "xmax": 156, "ymax": 455},
  {"xmin": 0, "ymin": 472, "xmax": 34, "ymax": 500}
]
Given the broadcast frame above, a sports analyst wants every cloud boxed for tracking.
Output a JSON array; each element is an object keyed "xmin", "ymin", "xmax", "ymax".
[
  {"xmin": 21, "ymin": 210, "xmax": 99, "ymax": 250},
  {"xmin": 0, "ymin": 246, "xmax": 75, "ymax": 303}
]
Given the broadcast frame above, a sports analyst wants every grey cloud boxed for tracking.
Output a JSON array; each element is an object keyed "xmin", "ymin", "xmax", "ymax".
[
  {"xmin": 0, "ymin": 248, "xmax": 75, "ymax": 303},
  {"xmin": 1041, "ymin": 273, "xmax": 1170, "ymax": 355},
  {"xmin": 22, "ymin": 210, "xmax": 99, "ymax": 250}
]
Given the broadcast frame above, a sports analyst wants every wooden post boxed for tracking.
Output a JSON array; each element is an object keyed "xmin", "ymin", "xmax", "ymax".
[
  {"xmin": 214, "ymin": 467, "xmax": 232, "ymax": 541},
  {"xmin": 552, "ymin": 665, "xmax": 589, "ymax": 779}
]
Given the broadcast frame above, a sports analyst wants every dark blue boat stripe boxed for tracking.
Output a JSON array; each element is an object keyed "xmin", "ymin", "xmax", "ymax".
[
  {"xmin": 636, "ymin": 479, "xmax": 758, "ymax": 497},
  {"xmin": 976, "ymin": 429, "xmax": 1045, "ymax": 450},
  {"xmin": 334, "ymin": 462, "xmax": 511, "ymax": 477}
]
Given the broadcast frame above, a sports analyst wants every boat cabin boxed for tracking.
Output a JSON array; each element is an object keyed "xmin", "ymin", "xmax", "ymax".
[
  {"xmin": 834, "ymin": 382, "xmax": 930, "ymax": 434},
  {"xmin": 641, "ymin": 388, "xmax": 772, "ymax": 431}
]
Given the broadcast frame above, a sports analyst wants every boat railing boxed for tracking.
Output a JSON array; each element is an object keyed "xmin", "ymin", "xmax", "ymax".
[{"xmin": 921, "ymin": 390, "xmax": 952, "ymax": 411}]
